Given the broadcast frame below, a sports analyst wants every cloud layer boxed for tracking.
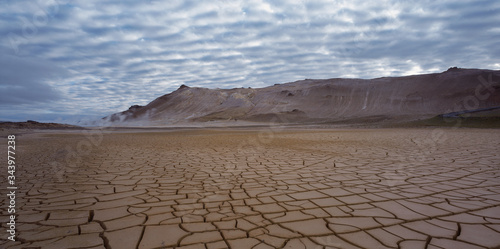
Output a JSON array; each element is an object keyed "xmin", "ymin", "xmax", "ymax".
[{"xmin": 1, "ymin": 0, "xmax": 499, "ymax": 123}]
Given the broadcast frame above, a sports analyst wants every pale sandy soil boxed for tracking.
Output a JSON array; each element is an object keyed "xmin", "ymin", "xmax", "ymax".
[{"xmin": 1, "ymin": 128, "xmax": 500, "ymax": 248}]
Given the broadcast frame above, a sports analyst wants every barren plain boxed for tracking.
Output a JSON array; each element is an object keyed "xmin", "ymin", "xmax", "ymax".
[{"xmin": 1, "ymin": 128, "xmax": 500, "ymax": 248}]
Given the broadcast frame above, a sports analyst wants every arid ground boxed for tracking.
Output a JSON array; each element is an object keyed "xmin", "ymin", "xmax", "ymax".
[{"xmin": 1, "ymin": 128, "xmax": 500, "ymax": 248}]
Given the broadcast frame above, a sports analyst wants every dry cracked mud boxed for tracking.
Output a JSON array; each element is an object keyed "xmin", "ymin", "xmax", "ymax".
[{"xmin": 1, "ymin": 128, "xmax": 500, "ymax": 248}]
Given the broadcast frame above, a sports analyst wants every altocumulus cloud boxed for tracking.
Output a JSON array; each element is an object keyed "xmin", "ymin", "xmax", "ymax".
[
  {"xmin": 0, "ymin": 0, "xmax": 499, "ymax": 123},
  {"xmin": 0, "ymin": 55, "xmax": 64, "ymax": 105}
]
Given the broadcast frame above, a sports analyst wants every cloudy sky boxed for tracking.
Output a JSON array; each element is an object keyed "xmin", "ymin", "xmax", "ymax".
[{"xmin": 1, "ymin": 0, "xmax": 499, "ymax": 123}]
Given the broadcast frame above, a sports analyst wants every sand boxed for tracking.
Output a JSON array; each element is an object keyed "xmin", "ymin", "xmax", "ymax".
[{"xmin": 1, "ymin": 128, "xmax": 500, "ymax": 248}]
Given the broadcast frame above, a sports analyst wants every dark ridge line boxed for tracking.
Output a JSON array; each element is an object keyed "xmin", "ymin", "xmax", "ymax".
[
  {"xmin": 136, "ymin": 226, "xmax": 145, "ymax": 249},
  {"xmin": 453, "ymin": 223, "xmax": 462, "ymax": 240},
  {"xmin": 424, "ymin": 235, "xmax": 432, "ymax": 248},
  {"xmin": 88, "ymin": 210, "xmax": 94, "ymax": 222},
  {"xmin": 99, "ymin": 232, "xmax": 111, "ymax": 249},
  {"xmin": 440, "ymin": 106, "xmax": 500, "ymax": 118}
]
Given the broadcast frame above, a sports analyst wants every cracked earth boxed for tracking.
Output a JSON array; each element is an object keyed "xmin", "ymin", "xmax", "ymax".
[{"xmin": 1, "ymin": 128, "xmax": 500, "ymax": 248}]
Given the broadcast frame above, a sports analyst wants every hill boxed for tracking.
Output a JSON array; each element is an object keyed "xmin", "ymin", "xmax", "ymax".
[{"xmin": 104, "ymin": 68, "xmax": 500, "ymax": 127}]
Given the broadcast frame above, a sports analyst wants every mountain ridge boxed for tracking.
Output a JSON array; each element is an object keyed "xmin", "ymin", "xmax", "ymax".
[{"xmin": 103, "ymin": 68, "xmax": 500, "ymax": 126}]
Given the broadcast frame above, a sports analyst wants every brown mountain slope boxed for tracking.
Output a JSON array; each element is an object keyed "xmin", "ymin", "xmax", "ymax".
[{"xmin": 104, "ymin": 68, "xmax": 500, "ymax": 126}]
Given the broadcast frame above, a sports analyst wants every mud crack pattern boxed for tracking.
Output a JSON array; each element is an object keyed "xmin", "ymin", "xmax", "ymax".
[{"xmin": 1, "ymin": 128, "xmax": 500, "ymax": 248}]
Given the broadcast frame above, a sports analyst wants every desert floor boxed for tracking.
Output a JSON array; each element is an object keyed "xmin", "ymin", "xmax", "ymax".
[{"xmin": 1, "ymin": 128, "xmax": 500, "ymax": 249}]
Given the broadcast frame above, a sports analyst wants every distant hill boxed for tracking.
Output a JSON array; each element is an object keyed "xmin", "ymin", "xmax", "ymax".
[
  {"xmin": 0, "ymin": 120, "xmax": 84, "ymax": 130},
  {"xmin": 104, "ymin": 68, "xmax": 500, "ymax": 126}
]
